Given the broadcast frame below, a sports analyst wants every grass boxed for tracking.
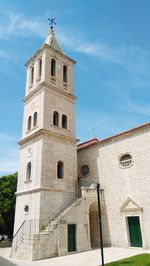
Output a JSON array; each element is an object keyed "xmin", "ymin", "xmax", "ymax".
[
  {"xmin": 0, "ymin": 239, "xmax": 12, "ymax": 248},
  {"xmin": 104, "ymin": 254, "xmax": 150, "ymax": 266}
]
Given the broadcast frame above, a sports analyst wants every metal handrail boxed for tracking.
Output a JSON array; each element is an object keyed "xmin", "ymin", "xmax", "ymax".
[
  {"xmin": 48, "ymin": 188, "xmax": 81, "ymax": 223},
  {"xmin": 12, "ymin": 220, "xmax": 25, "ymax": 239},
  {"xmin": 11, "ymin": 188, "xmax": 81, "ymax": 255},
  {"xmin": 11, "ymin": 220, "xmax": 25, "ymax": 254}
]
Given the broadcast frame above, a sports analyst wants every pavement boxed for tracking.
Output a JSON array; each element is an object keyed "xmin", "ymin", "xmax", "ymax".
[{"xmin": 0, "ymin": 247, "xmax": 150, "ymax": 266}]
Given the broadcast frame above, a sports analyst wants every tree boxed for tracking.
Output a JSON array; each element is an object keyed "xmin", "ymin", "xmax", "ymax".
[{"xmin": 0, "ymin": 172, "xmax": 17, "ymax": 239}]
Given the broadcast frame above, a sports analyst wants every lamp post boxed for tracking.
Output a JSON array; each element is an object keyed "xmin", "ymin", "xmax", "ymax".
[{"xmin": 90, "ymin": 182, "xmax": 104, "ymax": 266}]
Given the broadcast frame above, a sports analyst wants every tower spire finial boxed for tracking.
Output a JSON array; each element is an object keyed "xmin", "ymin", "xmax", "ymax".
[
  {"xmin": 92, "ymin": 127, "xmax": 95, "ymax": 138},
  {"xmin": 48, "ymin": 17, "xmax": 56, "ymax": 30}
]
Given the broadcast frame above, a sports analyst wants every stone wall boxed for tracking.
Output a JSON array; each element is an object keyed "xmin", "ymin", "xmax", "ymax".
[{"xmin": 78, "ymin": 127, "xmax": 150, "ymax": 249}]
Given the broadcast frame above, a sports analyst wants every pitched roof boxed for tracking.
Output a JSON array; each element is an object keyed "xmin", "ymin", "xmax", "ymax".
[
  {"xmin": 44, "ymin": 28, "xmax": 63, "ymax": 53},
  {"xmin": 77, "ymin": 138, "xmax": 99, "ymax": 150},
  {"xmin": 77, "ymin": 122, "xmax": 150, "ymax": 151}
]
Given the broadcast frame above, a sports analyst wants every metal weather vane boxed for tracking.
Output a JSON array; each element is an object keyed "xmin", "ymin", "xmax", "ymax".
[{"xmin": 48, "ymin": 17, "xmax": 56, "ymax": 29}]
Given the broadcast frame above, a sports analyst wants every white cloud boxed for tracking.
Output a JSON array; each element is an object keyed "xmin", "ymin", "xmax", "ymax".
[
  {"xmin": 0, "ymin": 133, "xmax": 19, "ymax": 176},
  {"xmin": 76, "ymin": 43, "xmax": 150, "ymax": 75},
  {"xmin": 102, "ymin": 81, "xmax": 150, "ymax": 117},
  {"xmin": 0, "ymin": 9, "xmax": 150, "ymax": 75},
  {"xmin": 0, "ymin": 11, "xmax": 46, "ymax": 40},
  {"xmin": 58, "ymin": 29, "xmax": 150, "ymax": 75},
  {"xmin": 0, "ymin": 160, "xmax": 18, "ymax": 175},
  {"xmin": 124, "ymin": 98, "xmax": 150, "ymax": 116},
  {"xmin": 0, "ymin": 49, "xmax": 12, "ymax": 59},
  {"xmin": 77, "ymin": 108, "xmax": 132, "ymax": 141},
  {"xmin": 0, "ymin": 133, "xmax": 17, "ymax": 141}
]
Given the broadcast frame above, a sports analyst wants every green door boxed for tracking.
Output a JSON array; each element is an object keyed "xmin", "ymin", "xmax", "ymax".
[
  {"xmin": 68, "ymin": 224, "xmax": 76, "ymax": 252},
  {"xmin": 128, "ymin": 216, "xmax": 142, "ymax": 247}
]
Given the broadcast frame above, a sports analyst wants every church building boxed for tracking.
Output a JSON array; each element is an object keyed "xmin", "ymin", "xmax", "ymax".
[{"xmin": 11, "ymin": 24, "xmax": 150, "ymax": 261}]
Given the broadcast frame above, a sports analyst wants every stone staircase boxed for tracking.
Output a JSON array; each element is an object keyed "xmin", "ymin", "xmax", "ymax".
[
  {"xmin": 43, "ymin": 197, "xmax": 82, "ymax": 232},
  {"xmin": 10, "ymin": 187, "xmax": 101, "ymax": 260},
  {"xmin": 10, "ymin": 189, "xmax": 82, "ymax": 260}
]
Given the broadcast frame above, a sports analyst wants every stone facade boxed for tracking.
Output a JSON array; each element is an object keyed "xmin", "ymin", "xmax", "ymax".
[
  {"xmin": 78, "ymin": 125, "xmax": 150, "ymax": 250},
  {"xmin": 12, "ymin": 28, "xmax": 78, "ymax": 255},
  {"xmin": 12, "ymin": 27, "xmax": 150, "ymax": 261}
]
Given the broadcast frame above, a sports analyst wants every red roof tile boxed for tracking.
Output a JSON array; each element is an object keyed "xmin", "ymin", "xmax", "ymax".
[
  {"xmin": 77, "ymin": 122, "xmax": 150, "ymax": 151},
  {"xmin": 77, "ymin": 138, "xmax": 99, "ymax": 150}
]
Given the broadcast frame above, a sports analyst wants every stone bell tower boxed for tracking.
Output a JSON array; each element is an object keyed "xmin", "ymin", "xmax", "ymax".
[{"xmin": 13, "ymin": 23, "xmax": 77, "ymax": 234}]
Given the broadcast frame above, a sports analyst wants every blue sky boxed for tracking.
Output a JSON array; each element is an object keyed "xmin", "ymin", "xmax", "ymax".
[{"xmin": 1, "ymin": 0, "xmax": 150, "ymax": 176}]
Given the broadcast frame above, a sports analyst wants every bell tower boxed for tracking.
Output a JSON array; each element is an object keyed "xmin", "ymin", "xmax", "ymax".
[{"xmin": 14, "ymin": 23, "xmax": 77, "ymax": 233}]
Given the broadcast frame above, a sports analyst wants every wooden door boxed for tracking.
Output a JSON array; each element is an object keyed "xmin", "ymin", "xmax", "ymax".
[
  {"xmin": 128, "ymin": 216, "xmax": 142, "ymax": 247},
  {"xmin": 68, "ymin": 224, "xmax": 76, "ymax": 252}
]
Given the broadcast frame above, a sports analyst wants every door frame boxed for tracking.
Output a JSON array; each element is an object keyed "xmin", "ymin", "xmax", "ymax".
[
  {"xmin": 124, "ymin": 213, "xmax": 146, "ymax": 248},
  {"xmin": 67, "ymin": 224, "xmax": 76, "ymax": 252},
  {"xmin": 127, "ymin": 216, "xmax": 142, "ymax": 247}
]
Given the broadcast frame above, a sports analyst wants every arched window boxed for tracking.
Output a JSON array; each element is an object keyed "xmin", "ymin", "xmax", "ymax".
[
  {"xmin": 26, "ymin": 162, "xmax": 32, "ymax": 180},
  {"xmin": 53, "ymin": 111, "xmax": 59, "ymax": 126},
  {"xmin": 33, "ymin": 112, "xmax": 37, "ymax": 127},
  {"xmin": 51, "ymin": 58, "xmax": 56, "ymax": 77},
  {"xmin": 63, "ymin": 65, "xmax": 67, "ymax": 83},
  {"xmin": 62, "ymin": 114, "xmax": 67, "ymax": 129},
  {"xmin": 57, "ymin": 161, "xmax": 64, "ymax": 179},
  {"xmin": 31, "ymin": 66, "xmax": 34, "ymax": 84},
  {"xmin": 28, "ymin": 116, "xmax": 32, "ymax": 130},
  {"xmin": 39, "ymin": 58, "xmax": 42, "ymax": 77}
]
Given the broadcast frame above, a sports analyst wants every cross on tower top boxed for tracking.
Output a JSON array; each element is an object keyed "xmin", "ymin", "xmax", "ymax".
[{"xmin": 48, "ymin": 17, "xmax": 56, "ymax": 29}]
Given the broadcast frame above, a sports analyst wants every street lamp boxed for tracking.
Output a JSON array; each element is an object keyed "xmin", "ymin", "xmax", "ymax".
[{"xmin": 90, "ymin": 182, "xmax": 104, "ymax": 266}]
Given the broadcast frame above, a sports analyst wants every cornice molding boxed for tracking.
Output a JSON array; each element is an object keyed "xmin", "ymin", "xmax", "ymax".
[
  {"xmin": 25, "ymin": 43, "xmax": 76, "ymax": 67},
  {"xmin": 120, "ymin": 197, "xmax": 143, "ymax": 213},
  {"xmin": 16, "ymin": 186, "xmax": 62, "ymax": 196},
  {"xmin": 44, "ymin": 81, "xmax": 76, "ymax": 101},
  {"xmin": 18, "ymin": 129, "xmax": 76, "ymax": 146},
  {"xmin": 24, "ymin": 81, "xmax": 76, "ymax": 103},
  {"xmin": 121, "ymin": 207, "xmax": 143, "ymax": 213}
]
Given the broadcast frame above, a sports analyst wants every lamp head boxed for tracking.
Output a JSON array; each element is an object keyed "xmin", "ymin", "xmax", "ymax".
[{"xmin": 90, "ymin": 182, "xmax": 98, "ymax": 189}]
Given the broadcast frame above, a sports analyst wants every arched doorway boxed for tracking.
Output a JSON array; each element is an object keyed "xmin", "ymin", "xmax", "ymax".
[{"xmin": 89, "ymin": 201, "xmax": 100, "ymax": 248}]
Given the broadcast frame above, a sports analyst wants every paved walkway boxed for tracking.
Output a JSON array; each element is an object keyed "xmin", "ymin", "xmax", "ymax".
[{"xmin": 0, "ymin": 247, "xmax": 150, "ymax": 266}]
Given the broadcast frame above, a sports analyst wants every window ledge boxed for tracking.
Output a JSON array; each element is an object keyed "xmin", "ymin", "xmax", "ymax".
[
  {"xmin": 51, "ymin": 124, "xmax": 70, "ymax": 131},
  {"xmin": 63, "ymin": 82, "xmax": 69, "ymax": 90},
  {"xmin": 51, "ymin": 77, "xmax": 56, "ymax": 82},
  {"xmin": 33, "ymin": 125, "xmax": 38, "ymax": 130},
  {"xmin": 29, "ymin": 84, "xmax": 33, "ymax": 89},
  {"xmin": 26, "ymin": 125, "xmax": 38, "ymax": 134},
  {"xmin": 36, "ymin": 77, "xmax": 41, "ymax": 82},
  {"xmin": 63, "ymin": 82, "xmax": 68, "ymax": 86},
  {"xmin": 26, "ymin": 128, "xmax": 32, "ymax": 134},
  {"xmin": 24, "ymin": 179, "xmax": 32, "ymax": 183}
]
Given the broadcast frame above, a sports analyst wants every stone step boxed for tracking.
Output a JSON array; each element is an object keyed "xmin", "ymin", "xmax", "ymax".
[
  {"xmin": 12, "ymin": 197, "xmax": 83, "ymax": 259},
  {"xmin": 43, "ymin": 198, "xmax": 82, "ymax": 233}
]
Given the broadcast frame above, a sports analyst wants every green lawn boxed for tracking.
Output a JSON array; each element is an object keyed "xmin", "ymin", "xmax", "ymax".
[
  {"xmin": 0, "ymin": 240, "xmax": 12, "ymax": 248},
  {"xmin": 104, "ymin": 254, "xmax": 150, "ymax": 266}
]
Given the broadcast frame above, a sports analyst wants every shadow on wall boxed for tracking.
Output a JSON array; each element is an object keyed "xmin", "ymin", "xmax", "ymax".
[
  {"xmin": 77, "ymin": 146, "xmax": 111, "ymax": 246},
  {"xmin": 77, "ymin": 146, "xmax": 100, "ymax": 188},
  {"xmin": 102, "ymin": 196, "xmax": 111, "ymax": 247},
  {"xmin": 0, "ymin": 256, "xmax": 18, "ymax": 266},
  {"xmin": 89, "ymin": 198, "xmax": 111, "ymax": 248}
]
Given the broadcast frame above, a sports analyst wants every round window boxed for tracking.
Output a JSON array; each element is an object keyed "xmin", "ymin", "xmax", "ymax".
[
  {"xmin": 120, "ymin": 154, "xmax": 132, "ymax": 168},
  {"xmin": 24, "ymin": 205, "xmax": 29, "ymax": 214},
  {"xmin": 81, "ymin": 165, "xmax": 89, "ymax": 177}
]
